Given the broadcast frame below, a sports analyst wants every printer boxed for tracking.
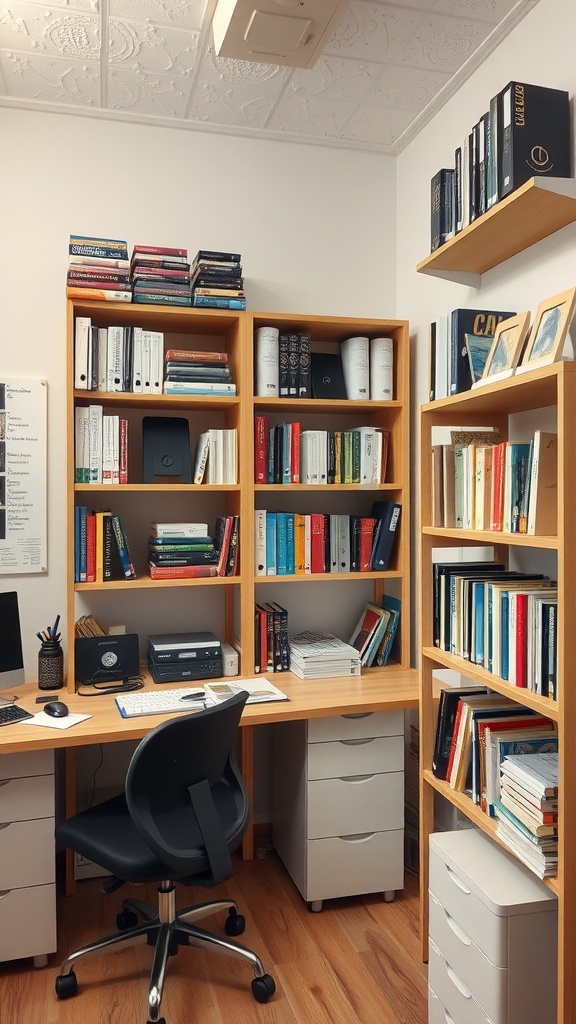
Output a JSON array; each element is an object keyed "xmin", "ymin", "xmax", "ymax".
[{"xmin": 148, "ymin": 631, "xmax": 223, "ymax": 683}]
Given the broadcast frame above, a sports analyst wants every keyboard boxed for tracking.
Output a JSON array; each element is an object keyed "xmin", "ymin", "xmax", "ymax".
[
  {"xmin": 115, "ymin": 688, "xmax": 207, "ymax": 719},
  {"xmin": 0, "ymin": 704, "xmax": 33, "ymax": 726}
]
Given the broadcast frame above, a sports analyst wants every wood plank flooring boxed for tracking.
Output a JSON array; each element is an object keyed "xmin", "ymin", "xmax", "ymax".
[{"xmin": 0, "ymin": 854, "xmax": 427, "ymax": 1024}]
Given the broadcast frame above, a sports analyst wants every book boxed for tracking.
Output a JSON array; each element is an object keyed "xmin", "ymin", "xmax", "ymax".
[
  {"xmin": 432, "ymin": 686, "xmax": 490, "ymax": 780},
  {"xmin": 111, "ymin": 514, "xmax": 136, "ymax": 579},
  {"xmin": 194, "ymin": 250, "xmax": 241, "ymax": 263},
  {"xmin": 192, "ymin": 296, "xmax": 246, "ymax": 309},
  {"xmin": 255, "ymin": 326, "xmax": 279, "ymax": 398},
  {"xmin": 163, "ymin": 381, "xmax": 236, "ymax": 395},
  {"xmin": 133, "ymin": 244, "xmax": 188, "ymax": 257},
  {"xmin": 340, "ymin": 336, "xmax": 369, "ymax": 400},
  {"xmin": 430, "ymin": 168, "xmax": 454, "ymax": 251},
  {"xmin": 148, "ymin": 564, "xmax": 218, "ymax": 579},
  {"xmin": 69, "ymin": 235, "xmax": 128, "ymax": 259},
  {"xmin": 67, "ymin": 287, "xmax": 132, "ymax": 302},
  {"xmin": 527, "ymin": 431, "xmax": 557, "ymax": 535},
  {"xmin": 449, "ymin": 309, "xmax": 515, "ymax": 396},
  {"xmin": 370, "ymin": 337, "xmax": 393, "ymax": 400},
  {"xmin": 150, "ymin": 523, "xmax": 209, "ymax": 538},
  {"xmin": 370, "ymin": 501, "xmax": 401, "ymax": 570},
  {"xmin": 375, "ymin": 594, "xmax": 401, "ymax": 666},
  {"xmin": 499, "ymin": 81, "xmax": 570, "ymax": 199},
  {"xmin": 165, "ymin": 349, "xmax": 228, "ymax": 364},
  {"xmin": 349, "ymin": 603, "xmax": 386, "ymax": 658},
  {"xmin": 297, "ymin": 332, "xmax": 311, "ymax": 399}
]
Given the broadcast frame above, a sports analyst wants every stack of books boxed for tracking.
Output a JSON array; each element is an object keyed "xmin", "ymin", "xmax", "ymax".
[
  {"xmin": 191, "ymin": 250, "xmax": 245, "ymax": 310},
  {"xmin": 494, "ymin": 751, "xmax": 559, "ymax": 879},
  {"xmin": 288, "ymin": 631, "xmax": 361, "ymax": 679},
  {"xmin": 255, "ymin": 602, "xmax": 289, "ymax": 673},
  {"xmin": 163, "ymin": 346, "xmax": 236, "ymax": 397},
  {"xmin": 148, "ymin": 521, "xmax": 218, "ymax": 580},
  {"xmin": 214, "ymin": 515, "xmax": 240, "ymax": 576},
  {"xmin": 130, "ymin": 245, "xmax": 192, "ymax": 306},
  {"xmin": 67, "ymin": 235, "xmax": 131, "ymax": 302}
]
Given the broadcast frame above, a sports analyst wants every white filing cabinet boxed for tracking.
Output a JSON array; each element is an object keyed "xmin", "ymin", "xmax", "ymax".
[
  {"xmin": 0, "ymin": 749, "xmax": 57, "ymax": 966},
  {"xmin": 272, "ymin": 710, "xmax": 404, "ymax": 910},
  {"xmin": 428, "ymin": 829, "xmax": 557, "ymax": 1024}
]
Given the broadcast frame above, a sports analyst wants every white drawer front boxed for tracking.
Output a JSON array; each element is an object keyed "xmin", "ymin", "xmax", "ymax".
[
  {"xmin": 307, "ymin": 772, "xmax": 404, "ymax": 839},
  {"xmin": 0, "ymin": 883, "xmax": 56, "ymax": 961},
  {"xmin": 429, "ymin": 892, "xmax": 507, "ymax": 1022},
  {"xmin": 0, "ymin": 818, "xmax": 55, "ymax": 888},
  {"xmin": 305, "ymin": 829, "xmax": 403, "ymax": 901},
  {"xmin": 0, "ymin": 750, "xmax": 54, "ymax": 781},
  {"xmin": 428, "ymin": 940, "xmax": 497, "ymax": 1024},
  {"xmin": 0, "ymin": 774, "xmax": 54, "ymax": 822},
  {"xmin": 307, "ymin": 734, "xmax": 404, "ymax": 780},
  {"xmin": 429, "ymin": 984, "xmax": 494, "ymax": 1024},
  {"xmin": 429, "ymin": 848, "xmax": 507, "ymax": 967},
  {"xmin": 307, "ymin": 710, "xmax": 404, "ymax": 743}
]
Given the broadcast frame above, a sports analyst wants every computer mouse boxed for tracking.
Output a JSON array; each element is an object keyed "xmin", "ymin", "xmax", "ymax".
[{"xmin": 44, "ymin": 700, "xmax": 69, "ymax": 718}]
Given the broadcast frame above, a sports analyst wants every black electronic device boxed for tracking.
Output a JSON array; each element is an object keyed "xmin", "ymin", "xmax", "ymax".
[
  {"xmin": 148, "ymin": 631, "xmax": 223, "ymax": 683},
  {"xmin": 44, "ymin": 701, "xmax": 69, "ymax": 718},
  {"xmin": 75, "ymin": 633, "xmax": 140, "ymax": 684},
  {"xmin": 0, "ymin": 591, "xmax": 25, "ymax": 688},
  {"xmin": 311, "ymin": 353, "xmax": 347, "ymax": 400},
  {"xmin": 142, "ymin": 416, "xmax": 192, "ymax": 483}
]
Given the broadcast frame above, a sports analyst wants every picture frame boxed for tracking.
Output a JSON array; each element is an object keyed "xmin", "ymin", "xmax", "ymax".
[
  {"xmin": 474, "ymin": 312, "xmax": 531, "ymax": 386},
  {"xmin": 519, "ymin": 287, "xmax": 576, "ymax": 371}
]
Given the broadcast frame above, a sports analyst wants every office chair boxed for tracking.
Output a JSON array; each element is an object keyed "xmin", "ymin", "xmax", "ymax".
[{"xmin": 54, "ymin": 691, "xmax": 275, "ymax": 1023}]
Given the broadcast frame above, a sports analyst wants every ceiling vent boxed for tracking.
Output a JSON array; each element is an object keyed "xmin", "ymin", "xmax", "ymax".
[{"xmin": 212, "ymin": 0, "xmax": 348, "ymax": 69}]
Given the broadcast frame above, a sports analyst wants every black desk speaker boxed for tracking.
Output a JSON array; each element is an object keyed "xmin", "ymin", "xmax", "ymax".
[{"xmin": 142, "ymin": 417, "xmax": 191, "ymax": 483}]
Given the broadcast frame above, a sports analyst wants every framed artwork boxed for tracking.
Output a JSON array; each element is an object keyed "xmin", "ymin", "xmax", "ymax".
[
  {"xmin": 481, "ymin": 311, "xmax": 531, "ymax": 381},
  {"xmin": 520, "ymin": 287, "xmax": 576, "ymax": 370}
]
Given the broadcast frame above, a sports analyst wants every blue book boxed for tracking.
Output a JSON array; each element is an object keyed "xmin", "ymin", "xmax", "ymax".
[
  {"xmin": 276, "ymin": 512, "xmax": 288, "ymax": 575},
  {"xmin": 377, "ymin": 595, "xmax": 401, "ymax": 666},
  {"xmin": 265, "ymin": 513, "xmax": 277, "ymax": 575},
  {"xmin": 286, "ymin": 514, "xmax": 295, "ymax": 575},
  {"xmin": 472, "ymin": 580, "xmax": 485, "ymax": 664},
  {"xmin": 508, "ymin": 443, "xmax": 531, "ymax": 532}
]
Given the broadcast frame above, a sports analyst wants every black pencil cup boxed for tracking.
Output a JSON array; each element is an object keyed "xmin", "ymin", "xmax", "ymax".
[{"xmin": 38, "ymin": 640, "xmax": 64, "ymax": 690}]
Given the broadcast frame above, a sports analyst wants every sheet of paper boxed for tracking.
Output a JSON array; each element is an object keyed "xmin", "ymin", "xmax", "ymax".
[{"xmin": 21, "ymin": 711, "xmax": 92, "ymax": 730}]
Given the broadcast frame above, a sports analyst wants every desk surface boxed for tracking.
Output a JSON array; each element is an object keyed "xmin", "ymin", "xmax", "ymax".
[{"xmin": 0, "ymin": 669, "xmax": 419, "ymax": 755}]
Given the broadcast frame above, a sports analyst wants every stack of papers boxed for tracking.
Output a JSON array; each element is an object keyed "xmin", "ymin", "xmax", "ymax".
[{"xmin": 288, "ymin": 631, "xmax": 362, "ymax": 679}]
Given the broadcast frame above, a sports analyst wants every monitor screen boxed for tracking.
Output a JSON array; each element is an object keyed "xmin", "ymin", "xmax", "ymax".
[{"xmin": 0, "ymin": 591, "xmax": 25, "ymax": 688}]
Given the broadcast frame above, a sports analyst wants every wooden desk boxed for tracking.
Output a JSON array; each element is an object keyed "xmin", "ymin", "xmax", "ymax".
[{"xmin": 1, "ymin": 671, "xmax": 419, "ymax": 888}]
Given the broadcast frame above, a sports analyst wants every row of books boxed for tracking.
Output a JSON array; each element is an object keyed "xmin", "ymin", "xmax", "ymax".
[
  {"xmin": 255, "ymin": 502, "xmax": 401, "ymax": 576},
  {"xmin": 192, "ymin": 250, "xmax": 245, "ymax": 310},
  {"xmin": 431, "ymin": 685, "xmax": 558, "ymax": 826},
  {"xmin": 433, "ymin": 561, "xmax": 557, "ymax": 697},
  {"xmin": 75, "ymin": 406, "xmax": 128, "ymax": 485},
  {"xmin": 255, "ymin": 602, "xmax": 289, "ymax": 673},
  {"xmin": 74, "ymin": 508, "xmax": 136, "ymax": 582},
  {"xmin": 494, "ymin": 751, "xmax": 559, "ymax": 879},
  {"xmin": 431, "ymin": 430, "xmax": 557, "ymax": 535},
  {"xmin": 193, "ymin": 428, "xmax": 237, "ymax": 485},
  {"xmin": 430, "ymin": 306, "xmax": 514, "ymax": 399},
  {"xmin": 254, "ymin": 417, "xmax": 390, "ymax": 485},
  {"xmin": 430, "ymin": 80, "xmax": 570, "ymax": 252},
  {"xmin": 74, "ymin": 320, "xmax": 237, "ymax": 397},
  {"xmin": 348, "ymin": 595, "xmax": 401, "ymax": 667}
]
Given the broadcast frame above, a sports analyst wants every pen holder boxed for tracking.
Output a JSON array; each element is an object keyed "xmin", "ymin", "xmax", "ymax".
[{"xmin": 38, "ymin": 639, "xmax": 64, "ymax": 690}]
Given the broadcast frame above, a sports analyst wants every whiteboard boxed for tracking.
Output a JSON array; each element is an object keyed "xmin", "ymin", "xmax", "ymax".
[{"xmin": 0, "ymin": 378, "xmax": 47, "ymax": 574}]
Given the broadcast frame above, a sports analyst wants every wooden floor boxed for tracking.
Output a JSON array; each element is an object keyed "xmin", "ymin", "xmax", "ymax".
[{"xmin": 0, "ymin": 853, "xmax": 428, "ymax": 1024}]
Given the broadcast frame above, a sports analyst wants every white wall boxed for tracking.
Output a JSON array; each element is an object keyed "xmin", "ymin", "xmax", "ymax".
[{"xmin": 0, "ymin": 107, "xmax": 396, "ymax": 680}]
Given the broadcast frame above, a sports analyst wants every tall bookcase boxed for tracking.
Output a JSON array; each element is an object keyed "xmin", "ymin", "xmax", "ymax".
[{"xmin": 67, "ymin": 301, "xmax": 411, "ymax": 691}]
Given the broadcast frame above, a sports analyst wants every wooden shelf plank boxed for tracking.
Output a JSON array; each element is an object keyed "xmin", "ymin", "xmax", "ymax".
[
  {"xmin": 422, "ymin": 526, "xmax": 558, "ymax": 549},
  {"xmin": 417, "ymin": 177, "xmax": 576, "ymax": 280}
]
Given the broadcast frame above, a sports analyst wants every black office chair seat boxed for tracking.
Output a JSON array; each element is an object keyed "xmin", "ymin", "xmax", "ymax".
[{"xmin": 55, "ymin": 692, "xmax": 275, "ymax": 1023}]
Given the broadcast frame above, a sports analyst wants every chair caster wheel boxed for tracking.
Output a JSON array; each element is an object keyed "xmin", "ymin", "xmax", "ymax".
[
  {"xmin": 251, "ymin": 974, "xmax": 276, "ymax": 1003},
  {"xmin": 55, "ymin": 971, "xmax": 78, "ymax": 999},
  {"xmin": 117, "ymin": 909, "xmax": 138, "ymax": 929},
  {"xmin": 225, "ymin": 910, "xmax": 245, "ymax": 936}
]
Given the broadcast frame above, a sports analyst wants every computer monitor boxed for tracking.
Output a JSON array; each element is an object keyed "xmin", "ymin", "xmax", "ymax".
[{"xmin": 0, "ymin": 591, "xmax": 25, "ymax": 688}]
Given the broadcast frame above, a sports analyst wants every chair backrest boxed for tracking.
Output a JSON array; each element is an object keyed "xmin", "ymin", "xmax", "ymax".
[{"xmin": 126, "ymin": 690, "xmax": 249, "ymax": 885}]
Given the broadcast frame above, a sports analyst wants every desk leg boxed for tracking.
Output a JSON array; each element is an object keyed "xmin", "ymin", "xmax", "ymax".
[
  {"xmin": 64, "ymin": 748, "xmax": 77, "ymax": 896},
  {"xmin": 240, "ymin": 725, "xmax": 254, "ymax": 861}
]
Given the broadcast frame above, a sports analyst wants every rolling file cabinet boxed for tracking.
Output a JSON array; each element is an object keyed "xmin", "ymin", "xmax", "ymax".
[
  {"xmin": 272, "ymin": 710, "xmax": 404, "ymax": 911},
  {"xmin": 428, "ymin": 829, "xmax": 557, "ymax": 1024},
  {"xmin": 0, "ymin": 750, "xmax": 57, "ymax": 967}
]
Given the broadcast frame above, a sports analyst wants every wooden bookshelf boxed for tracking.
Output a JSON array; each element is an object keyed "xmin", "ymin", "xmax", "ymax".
[{"xmin": 417, "ymin": 177, "xmax": 576, "ymax": 285}]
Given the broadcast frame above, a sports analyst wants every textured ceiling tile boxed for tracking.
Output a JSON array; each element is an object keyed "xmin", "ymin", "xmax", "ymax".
[
  {"xmin": 108, "ymin": 64, "xmax": 191, "ymax": 116},
  {"xmin": 0, "ymin": 3, "xmax": 100, "ymax": 59},
  {"xmin": 0, "ymin": 50, "xmax": 99, "ymax": 103},
  {"xmin": 188, "ymin": 48, "xmax": 288, "ymax": 128},
  {"xmin": 109, "ymin": 18, "xmax": 200, "ymax": 75},
  {"xmin": 431, "ymin": 0, "xmax": 518, "ymax": 21},
  {"xmin": 366, "ymin": 64, "xmax": 452, "ymax": 112},
  {"xmin": 286, "ymin": 55, "xmax": 383, "ymax": 104},
  {"xmin": 266, "ymin": 86, "xmax": 359, "ymax": 137},
  {"xmin": 390, "ymin": 14, "xmax": 491, "ymax": 72},
  {"xmin": 340, "ymin": 103, "xmax": 415, "ymax": 144},
  {"xmin": 109, "ymin": 0, "xmax": 207, "ymax": 30},
  {"xmin": 324, "ymin": 3, "xmax": 424, "ymax": 62}
]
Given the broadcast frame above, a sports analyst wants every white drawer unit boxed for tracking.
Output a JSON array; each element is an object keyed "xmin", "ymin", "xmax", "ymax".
[
  {"xmin": 0, "ymin": 749, "xmax": 56, "ymax": 967},
  {"xmin": 272, "ymin": 711, "xmax": 405, "ymax": 910},
  {"xmin": 428, "ymin": 829, "xmax": 557, "ymax": 1024}
]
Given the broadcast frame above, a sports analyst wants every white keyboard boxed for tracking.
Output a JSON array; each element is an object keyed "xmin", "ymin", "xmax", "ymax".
[{"xmin": 115, "ymin": 687, "xmax": 206, "ymax": 719}]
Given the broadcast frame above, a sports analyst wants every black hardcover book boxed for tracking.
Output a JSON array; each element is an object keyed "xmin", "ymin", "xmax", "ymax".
[
  {"xmin": 149, "ymin": 550, "xmax": 218, "ymax": 566},
  {"xmin": 225, "ymin": 516, "xmax": 240, "ymax": 576},
  {"xmin": 449, "ymin": 308, "xmax": 516, "ymax": 396},
  {"xmin": 432, "ymin": 562, "xmax": 505, "ymax": 650},
  {"xmin": 270, "ymin": 603, "xmax": 290, "ymax": 671},
  {"xmin": 278, "ymin": 332, "xmax": 289, "ymax": 396},
  {"xmin": 298, "ymin": 332, "xmax": 311, "ymax": 398},
  {"xmin": 370, "ymin": 501, "xmax": 401, "ymax": 571},
  {"xmin": 311, "ymin": 353, "xmax": 347, "ymax": 399},
  {"xmin": 349, "ymin": 515, "xmax": 361, "ymax": 572},
  {"xmin": 287, "ymin": 333, "xmax": 299, "ymax": 397},
  {"xmin": 499, "ymin": 81, "xmax": 570, "ymax": 199},
  {"xmin": 432, "ymin": 686, "xmax": 491, "ymax": 780},
  {"xmin": 487, "ymin": 92, "xmax": 499, "ymax": 209},
  {"xmin": 430, "ymin": 168, "xmax": 454, "ymax": 251},
  {"xmin": 470, "ymin": 126, "xmax": 479, "ymax": 223},
  {"xmin": 454, "ymin": 147, "xmax": 463, "ymax": 234},
  {"xmin": 478, "ymin": 112, "xmax": 489, "ymax": 218},
  {"xmin": 429, "ymin": 321, "xmax": 436, "ymax": 402},
  {"xmin": 194, "ymin": 250, "xmax": 241, "ymax": 263},
  {"xmin": 103, "ymin": 512, "xmax": 126, "ymax": 581}
]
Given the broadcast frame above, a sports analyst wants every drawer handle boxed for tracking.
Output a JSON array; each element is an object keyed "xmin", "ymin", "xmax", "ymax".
[
  {"xmin": 340, "ymin": 774, "xmax": 375, "ymax": 784},
  {"xmin": 342, "ymin": 713, "xmax": 372, "ymax": 720},
  {"xmin": 443, "ymin": 909, "xmax": 471, "ymax": 946},
  {"xmin": 445, "ymin": 962, "xmax": 471, "ymax": 999},
  {"xmin": 339, "ymin": 738, "xmax": 374, "ymax": 747},
  {"xmin": 338, "ymin": 833, "xmax": 375, "ymax": 844},
  {"xmin": 445, "ymin": 865, "xmax": 471, "ymax": 894}
]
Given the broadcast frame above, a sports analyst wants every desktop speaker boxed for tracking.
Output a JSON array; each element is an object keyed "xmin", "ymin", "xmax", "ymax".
[
  {"xmin": 75, "ymin": 633, "xmax": 140, "ymax": 684},
  {"xmin": 142, "ymin": 417, "xmax": 192, "ymax": 483}
]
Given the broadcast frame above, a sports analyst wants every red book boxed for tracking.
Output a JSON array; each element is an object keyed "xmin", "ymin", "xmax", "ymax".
[
  {"xmin": 290, "ymin": 421, "xmax": 301, "ymax": 483},
  {"xmin": 165, "ymin": 348, "xmax": 228, "ymax": 364},
  {"xmin": 148, "ymin": 565, "xmax": 217, "ymax": 579},
  {"xmin": 133, "ymin": 245, "xmax": 188, "ymax": 257},
  {"xmin": 490, "ymin": 442, "xmax": 507, "ymax": 531},
  {"xmin": 310, "ymin": 513, "xmax": 325, "ymax": 573},
  {"xmin": 67, "ymin": 277, "xmax": 131, "ymax": 292},
  {"xmin": 255, "ymin": 605, "xmax": 268, "ymax": 675},
  {"xmin": 445, "ymin": 699, "xmax": 465, "ymax": 785},
  {"xmin": 216, "ymin": 516, "xmax": 233, "ymax": 575},
  {"xmin": 132, "ymin": 266, "xmax": 190, "ymax": 280},
  {"xmin": 119, "ymin": 419, "xmax": 128, "ymax": 484},
  {"xmin": 85, "ymin": 513, "xmax": 96, "ymax": 583},
  {"xmin": 254, "ymin": 416, "xmax": 268, "ymax": 483},
  {"xmin": 359, "ymin": 517, "xmax": 376, "ymax": 571},
  {"xmin": 515, "ymin": 592, "xmax": 528, "ymax": 687}
]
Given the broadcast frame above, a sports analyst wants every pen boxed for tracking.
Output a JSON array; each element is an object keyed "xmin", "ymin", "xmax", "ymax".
[{"xmin": 180, "ymin": 691, "xmax": 206, "ymax": 701}]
